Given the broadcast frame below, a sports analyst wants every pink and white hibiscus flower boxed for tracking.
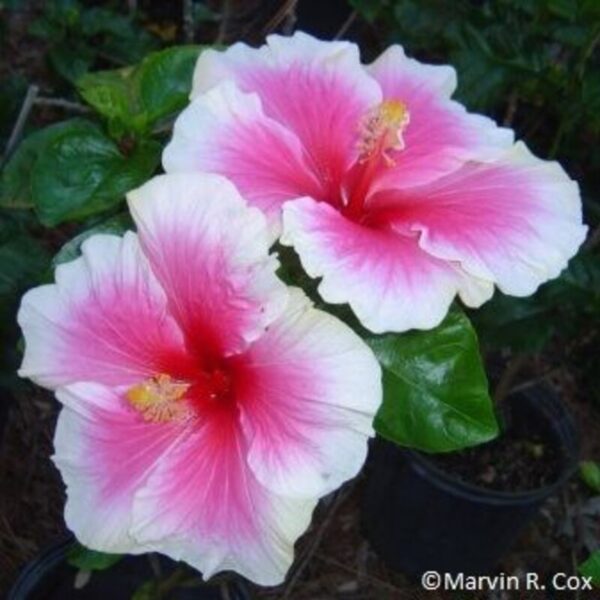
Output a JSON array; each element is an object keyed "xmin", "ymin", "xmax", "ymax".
[
  {"xmin": 17, "ymin": 173, "xmax": 381, "ymax": 585},
  {"xmin": 163, "ymin": 32, "xmax": 587, "ymax": 333}
]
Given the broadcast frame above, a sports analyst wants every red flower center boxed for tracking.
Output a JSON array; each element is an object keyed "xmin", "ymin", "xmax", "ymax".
[{"xmin": 126, "ymin": 361, "xmax": 234, "ymax": 423}]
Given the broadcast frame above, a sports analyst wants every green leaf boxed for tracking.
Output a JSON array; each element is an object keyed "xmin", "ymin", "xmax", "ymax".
[
  {"xmin": 53, "ymin": 212, "xmax": 132, "ymax": 267},
  {"xmin": 77, "ymin": 46, "xmax": 202, "ymax": 135},
  {"xmin": 131, "ymin": 581, "xmax": 159, "ymax": 600},
  {"xmin": 67, "ymin": 543, "xmax": 122, "ymax": 571},
  {"xmin": 1, "ymin": 120, "xmax": 86, "ymax": 210},
  {"xmin": 49, "ymin": 42, "xmax": 96, "ymax": 84},
  {"xmin": 552, "ymin": 253, "xmax": 600, "ymax": 304},
  {"xmin": 76, "ymin": 67, "xmax": 138, "ymax": 135},
  {"xmin": 579, "ymin": 551, "xmax": 600, "ymax": 587},
  {"xmin": 135, "ymin": 46, "xmax": 202, "ymax": 125},
  {"xmin": 472, "ymin": 253, "xmax": 600, "ymax": 353},
  {"xmin": 580, "ymin": 461, "xmax": 600, "ymax": 493},
  {"xmin": 369, "ymin": 309, "xmax": 499, "ymax": 453},
  {"xmin": 31, "ymin": 120, "xmax": 160, "ymax": 226},
  {"xmin": 471, "ymin": 292, "xmax": 554, "ymax": 353}
]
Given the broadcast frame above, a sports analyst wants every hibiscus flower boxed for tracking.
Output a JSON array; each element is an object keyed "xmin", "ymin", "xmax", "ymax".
[
  {"xmin": 17, "ymin": 172, "xmax": 381, "ymax": 585},
  {"xmin": 164, "ymin": 32, "xmax": 587, "ymax": 333}
]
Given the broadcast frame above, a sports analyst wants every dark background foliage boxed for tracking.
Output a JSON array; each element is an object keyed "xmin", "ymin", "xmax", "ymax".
[{"xmin": 0, "ymin": 0, "xmax": 599, "ymax": 596}]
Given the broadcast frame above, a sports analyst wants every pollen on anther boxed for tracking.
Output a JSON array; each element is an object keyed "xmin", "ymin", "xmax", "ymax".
[
  {"xmin": 127, "ymin": 374, "xmax": 190, "ymax": 423},
  {"xmin": 357, "ymin": 99, "xmax": 410, "ymax": 165}
]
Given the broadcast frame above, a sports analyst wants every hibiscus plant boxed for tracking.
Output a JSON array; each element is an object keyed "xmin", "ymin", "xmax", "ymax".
[{"xmin": 2, "ymin": 30, "xmax": 587, "ymax": 590}]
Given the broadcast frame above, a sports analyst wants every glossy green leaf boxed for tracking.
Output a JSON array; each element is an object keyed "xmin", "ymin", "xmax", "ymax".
[
  {"xmin": 369, "ymin": 310, "xmax": 498, "ymax": 453},
  {"xmin": 76, "ymin": 67, "xmax": 138, "ymax": 134},
  {"xmin": 31, "ymin": 120, "xmax": 160, "ymax": 226},
  {"xmin": 135, "ymin": 46, "xmax": 202, "ymax": 124},
  {"xmin": 580, "ymin": 461, "xmax": 600, "ymax": 493},
  {"xmin": 78, "ymin": 46, "xmax": 202, "ymax": 135},
  {"xmin": 1, "ymin": 120, "xmax": 87, "ymax": 210},
  {"xmin": 67, "ymin": 543, "xmax": 122, "ymax": 571},
  {"xmin": 579, "ymin": 551, "xmax": 600, "ymax": 587}
]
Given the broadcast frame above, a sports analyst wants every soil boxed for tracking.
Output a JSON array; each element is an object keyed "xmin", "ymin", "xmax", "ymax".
[{"xmin": 429, "ymin": 426, "xmax": 564, "ymax": 493}]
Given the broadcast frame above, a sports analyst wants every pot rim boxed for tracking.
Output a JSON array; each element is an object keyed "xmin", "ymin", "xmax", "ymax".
[
  {"xmin": 381, "ymin": 385, "xmax": 581, "ymax": 506},
  {"xmin": 7, "ymin": 536, "xmax": 251, "ymax": 600}
]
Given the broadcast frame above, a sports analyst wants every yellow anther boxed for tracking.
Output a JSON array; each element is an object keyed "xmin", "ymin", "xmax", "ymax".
[
  {"xmin": 127, "ymin": 374, "xmax": 190, "ymax": 423},
  {"xmin": 357, "ymin": 100, "xmax": 410, "ymax": 165}
]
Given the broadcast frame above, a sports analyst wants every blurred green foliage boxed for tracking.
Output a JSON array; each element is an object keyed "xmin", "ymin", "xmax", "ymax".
[
  {"xmin": 581, "ymin": 460, "xmax": 600, "ymax": 492},
  {"xmin": 579, "ymin": 550, "xmax": 600, "ymax": 587},
  {"xmin": 29, "ymin": 0, "xmax": 159, "ymax": 83},
  {"xmin": 0, "ymin": 43, "xmax": 202, "ymax": 230}
]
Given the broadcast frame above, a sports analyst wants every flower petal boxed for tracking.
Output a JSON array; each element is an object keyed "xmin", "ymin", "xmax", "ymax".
[
  {"xmin": 163, "ymin": 82, "xmax": 321, "ymax": 234},
  {"xmin": 366, "ymin": 45, "xmax": 514, "ymax": 190},
  {"xmin": 127, "ymin": 173, "xmax": 288, "ymax": 358},
  {"xmin": 282, "ymin": 197, "xmax": 492, "ymax": 333},
  {"xmin": 130, "ymin": 410, "xmax": 317, "ymax": 585},
  {"xmin": 53, "ymin": 383, "xmax": 186, "ymax": 553},
  {"xmin": 236, "ymin": 288, "xmax": 381, "ymax": 499},
  {"xmin": 18, "ymin": 233, "xmax": 187, "ymax": 389},
  {"xmin": 376, "ymin": 142, "xmax": 588, "ymax": 296},
  {"xmin": 191, "ymin": 32, "xmax": 382, "ymax": 198}
]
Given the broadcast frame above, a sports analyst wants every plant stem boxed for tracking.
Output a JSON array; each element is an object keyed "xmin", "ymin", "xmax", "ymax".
[
  {"xmin": 282, "ymin": 483, "xmax": 354, "ymax": 598},
  {"xmin": 549, "ymin": 119, "xmax": 566, "ymax": 159},
  {"xmin": 1, "ymin": 84, "xmax": 38, "ymax": 167},
  {"xmin": 34, "ymin": 96, "xmax": 90, "ymax": 113},
  {"xmin": 216, "ymin": 0, "xmax": 231, "ymax": 44},
  {"xmin": 334, "ymin": 9, "xmax": 357, "ymax": 40},
  {"xmin": 262, "ymin": 0, "xmax": 298, "ymax": 36},
  {"xmin": 154, "ymin": 566, "xmax": 191, "ymax": 597}
]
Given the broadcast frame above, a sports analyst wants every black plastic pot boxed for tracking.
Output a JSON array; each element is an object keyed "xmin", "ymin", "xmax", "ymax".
[
  {"xmin": 8, "ymin": 537, "xmax": 252, "ymax": 600},
  {"xmin": 362, "ymin": 385, "xmax": 580, "ymax": 576}
]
